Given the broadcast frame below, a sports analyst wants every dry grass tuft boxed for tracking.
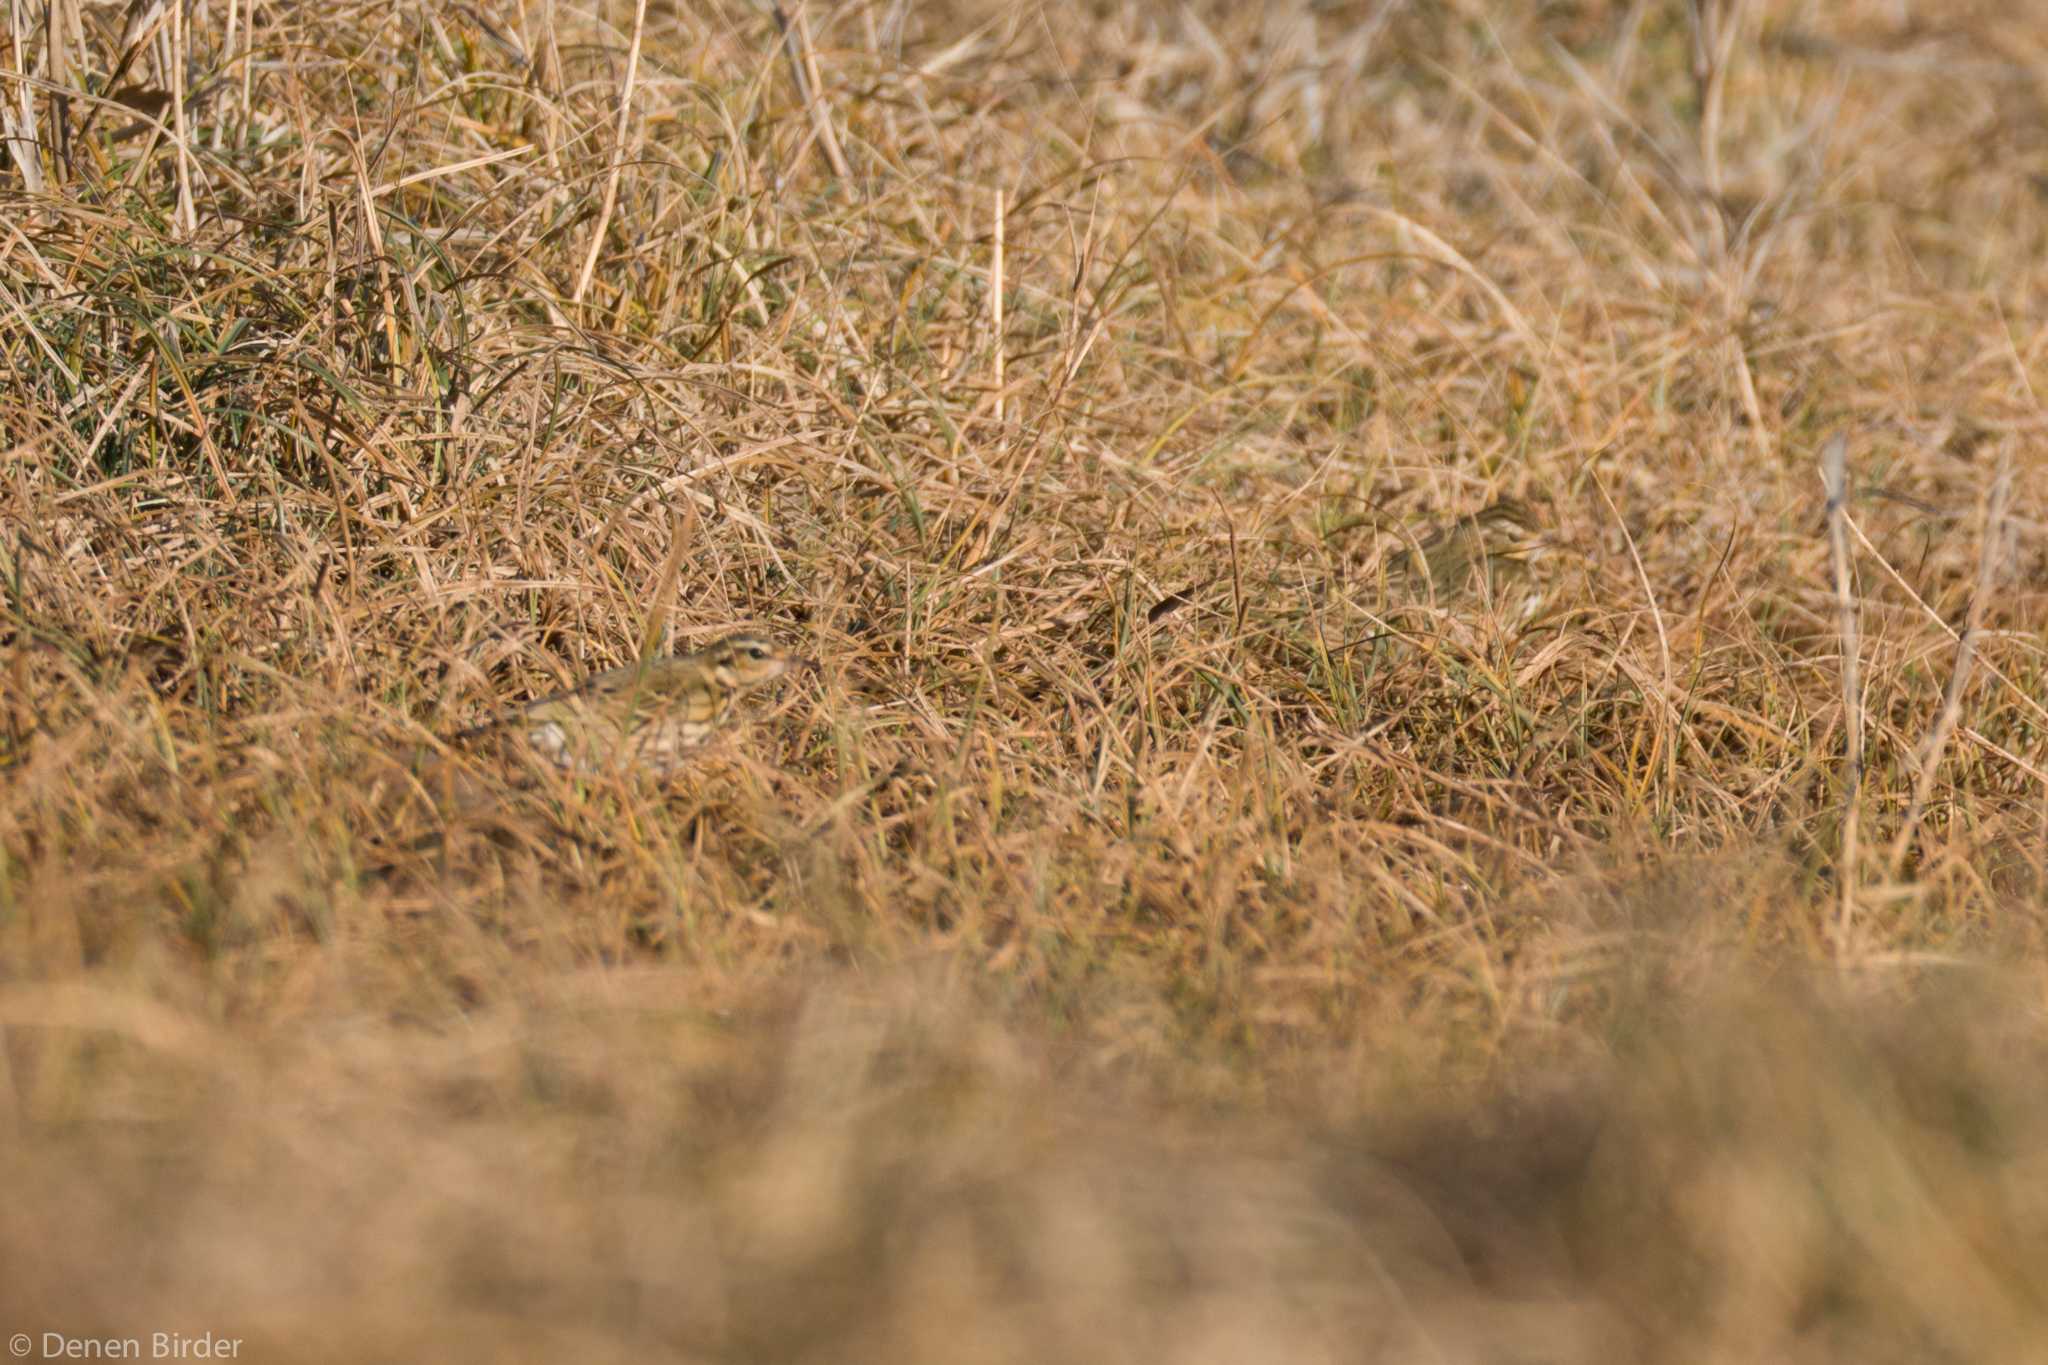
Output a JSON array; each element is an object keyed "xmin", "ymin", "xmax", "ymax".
[{"xmin": 4, "ymin": 0, "xmax": 2048, "ymax": 1354}]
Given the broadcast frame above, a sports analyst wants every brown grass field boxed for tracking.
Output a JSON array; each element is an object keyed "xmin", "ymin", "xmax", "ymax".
[{"xmin": 5, "ymin": 0, "xmax": 2048, "ymax": 1357}]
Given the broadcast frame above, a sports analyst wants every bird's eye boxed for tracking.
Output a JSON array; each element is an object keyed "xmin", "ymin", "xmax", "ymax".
[{"xmin": 747, "ymin": 644, "xmax": 768, "ymax": 659}]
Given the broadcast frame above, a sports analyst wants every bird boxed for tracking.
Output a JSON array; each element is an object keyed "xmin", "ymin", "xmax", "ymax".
[
  {"xmin": 1382, "ymin": 498, "xmax": 1542, "ymax": 604},
  {"xmin": 455, "ymin": 632, "xmax": 811, "ymax": 777}
]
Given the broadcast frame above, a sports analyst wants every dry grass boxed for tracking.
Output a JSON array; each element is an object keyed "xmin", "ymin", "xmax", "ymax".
[{"xmin": 4, "ymin": 0, "xmax": 2048, "ymax": 1356}]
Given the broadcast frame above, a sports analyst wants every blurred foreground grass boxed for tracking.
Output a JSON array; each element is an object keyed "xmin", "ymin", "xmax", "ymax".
[{"xmin": 6, "ymin": 962, "xmax": 2048, "ymax": 1362}]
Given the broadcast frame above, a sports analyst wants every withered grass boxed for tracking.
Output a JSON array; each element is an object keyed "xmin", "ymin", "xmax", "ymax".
[{"xmin": 4, "ymin": 0, "xmax": 2048, "ymax": 1358}]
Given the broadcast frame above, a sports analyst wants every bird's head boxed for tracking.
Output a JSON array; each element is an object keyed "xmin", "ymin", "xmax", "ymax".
[{"xmin": 698, "ymin": 633, "xmax": 808, "ymax": 690}]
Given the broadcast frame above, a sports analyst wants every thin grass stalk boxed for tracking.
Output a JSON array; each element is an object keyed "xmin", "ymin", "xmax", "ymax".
[
  {"xmin": 1820, "ymin": 433, "xmax": 1862, "ymax": 955},
  {"xmin": 44, "ymin": 0, "xmax": 70, "ymax": 182},
  {"xmin": 774, "ymin": 2, "xmax": 850, "ymax": 185},
  {"xmin": 1597, "ymin": 476, "xmax": 1676, "ymax": 824},
  {"xmin": 4, "ymin": 0, "xmax": 44, "ymax": 192},
  {"xmin": 572, "ymin": 0, "xmax": 648, "ymax": 304},
  {"xmin": 1886, "ymin": 451, "xmax": 2011, "ymax": 879},
  {"xmin": 991, "ymin": 185, "xmax": 1004, "ymax": 425},
  {"xmin": 169, "ymin": 0, "xmax": 194, "ymax": 234}
]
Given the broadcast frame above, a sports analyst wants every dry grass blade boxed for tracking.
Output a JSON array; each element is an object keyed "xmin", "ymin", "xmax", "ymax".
[
  {"xmin": 990, "ymin": 184, "xmax": 1004, "ymax": 423},
  {"xmin": 774, "ymin": 2, "xmax": 851, "ymax": 185},
  {"xmin": 1886, "ymin": 449, "xmax": 2011, "ymax": 879},
  {"xmin": 635, "ymin": 507, "xmax": 692, "ymax": 663},
  {"xmin": 1820, "ymin": 431, "xmax": 1862, "ymax": 955},
  {"xmin": 572, "ymin": 0, "xmax": 649, "ymax": 304}
]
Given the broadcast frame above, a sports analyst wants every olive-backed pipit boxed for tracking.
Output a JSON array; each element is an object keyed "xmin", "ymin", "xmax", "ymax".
[
  {"xmin": 1384, "ymin": 498, "xmax": 1542, "ymax": 603},
  {"xmin": 460, "ymin": 633, "xmax": 809, "ymax": 777}
]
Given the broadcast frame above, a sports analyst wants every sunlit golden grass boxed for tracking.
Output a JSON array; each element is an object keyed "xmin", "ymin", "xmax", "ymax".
[{"xmin": 4, "ymin": 0, "xmax": 2048, "ymax": 1356}]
